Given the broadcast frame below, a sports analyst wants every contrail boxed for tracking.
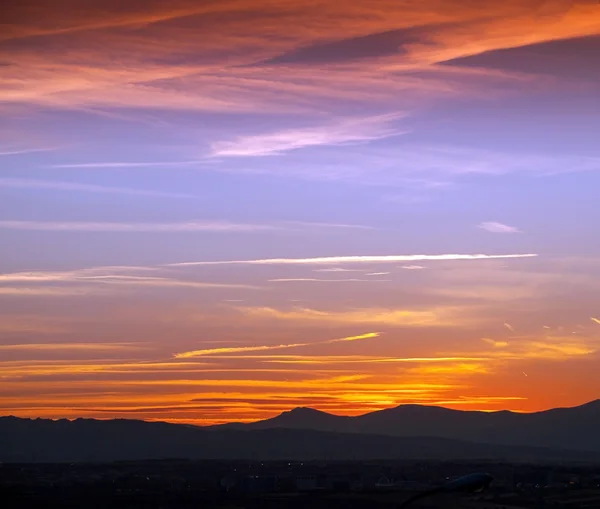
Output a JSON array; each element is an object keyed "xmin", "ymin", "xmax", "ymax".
[
  {"xmin": 174, "ymin": 332, "xmax": 379, "ymax": 359},
  {"xmin": 168, "ymin": 253, "xmax": 538, "ymax": 267}
]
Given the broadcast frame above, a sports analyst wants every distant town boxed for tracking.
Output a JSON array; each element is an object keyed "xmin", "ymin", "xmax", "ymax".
[{"xmin": 3, "ymin": 459, "xmax": 600, "ymax": 508}]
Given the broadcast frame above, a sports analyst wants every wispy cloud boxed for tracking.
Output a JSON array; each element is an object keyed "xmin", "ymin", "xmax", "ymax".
[
  {"xmin": 313, "ymin": 268, "xmax": 365, "ymax": 273},
  {"xmin": 170, "ymin": 253, "xmax": 538, "ymax": 266},
  {"xmin": 0, "ymin": 342, "xmax": 146, "ymax": 352},
  {"xmin": 481, "ymin": 338, "xmax": 509, "ymax": 348},
  {"xmin": 212, "ymin": 142, "xmax": 600, "ymax": 189},
  {"xmin": 211, "ymin": 113, "xmax": 406, "ymax": 157},
  {"xmin": 4, "ymin": 1, "xmax": 598, "ymax": 120},
  {"xmin": 401, "ymin": 265, "xmax": 425, "ymax": 270},
  {"xmin": 0, "ymin": 147, "xmax": 57, "ymax": 156},
  {"xmin": 0, "ymin": 266, "xmax": 257, "ymax": 291},
  {"xmin": 461, "ymin": 332, "xmax": 600, "ymax": 363},
  {"xmin": 0, "ymin": 220, "xmax": 278, "ymax": 232},
  {"xmin": 0, "ymin": 178, "xmax": 190, "ymax": 198},
  {"xmin": 384, "ymin": 146, "xmax": 600, "ymax": 179},
  {"xmin": 3, "ymin": 1, "xmax": 600, "ymax": 141},
  {"xmin": 504, "ymin": 322, "xmax": 516, "ymax": 333},
  {"xmin": 0, "ymin": 317, "xmax": 71, "ymax": 334},
  {"xmin": 0, "ymin": 287, "xmax": 109, "ymax": 297},
  {"xmin": 236, "ymin": 306, "xmax": 450, "ymax": 326},
  {"xmin": 250, "ymin": 355, "xmax": 487, "ymax": 365},
  {"xmin": 408, "ymin": 362, "xmax": 490, "ymax": 376},
  {"xmin": 174, "ymin": 332, "xmax": 379, "ymax": 359},
  {"xmin": 0, "ymin": 266, "xmax": 156, "ymax": 283},
  {"xmin": 591, "ymin": 317, "xmax": 600, "ymax": 326},
  {"xmin": 0, "ymin": 219, "xmax": 374, "ymax": 233},
  {"xmin": 268, "ymin": 278, "xmax": 390, "ymax": 283},
  {"xmin": 495, "ymin": 336, "xmax": 598, "ymax": 361},
  {"xmin": 84, "ymin": 278, "xmax": 258, "ymax": 290},
  {"xmin": 0, "ymin": 4, "xmax": 212, "ymax": 40},
  {"xmin": 479, "ymin": 221, "xmax": 522, "ymax": 234},
  {"xmin": 283, "ymin": 221, "xmax": 376, "ymax": 231},
  {"xmin": 219, "ymin": 354, "xmax": 486, "ymax": 365},
  {"xmin": 48, "ymin": 161, "xmax": 204, "ymax": 169}
]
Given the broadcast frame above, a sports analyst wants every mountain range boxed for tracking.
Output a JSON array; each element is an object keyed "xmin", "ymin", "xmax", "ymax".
[
  {"xmin": 211, "ymin": 400, "xmax": 600, "ymax": 452},
  {"xmin": 2, "ymin": 400, "xmax": 599, "ymax": 463}
]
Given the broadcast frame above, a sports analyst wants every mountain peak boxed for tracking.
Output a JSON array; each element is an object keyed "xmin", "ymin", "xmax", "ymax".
[
  {"xmin": 273, "ymin": 407, "xmax": 335, "ymax": 422},
  {"xmin": 253, "ymin": 406, "xmax": 343, "ymax": 430},
  {"xmin": 285, "ymin": 407, "xmax": 327, "ymax": 415},
  {"xmin": 386, "ymin": 403, "xmax": 456, "ymax": 414}
]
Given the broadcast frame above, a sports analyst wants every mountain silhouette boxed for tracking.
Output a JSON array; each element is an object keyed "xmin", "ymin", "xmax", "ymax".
[
  {"xmin": 220, "ymin": 407, "xmax": 354, "ymax": 432},
  {"xmin": 2, "ymin": 414, "xmax": 600, "ymax": 463},
  {"xmin": 211, "ymin": 400, "xmax": 600, "ymax": 452}
]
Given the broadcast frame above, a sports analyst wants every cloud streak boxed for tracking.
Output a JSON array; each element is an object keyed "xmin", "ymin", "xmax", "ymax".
[
  {"xmin": 170, "ymin": 253, "xmax": 538, "ymax": 266},
  {"xmin": 47, "ymin": 161, "xmax": 204, "ymax": 169},
  {"xmin": 0, "ymin": 220, "xmax": 278, "ymax": 233},
  {"xmin": 209, "ymin": 141, "xmax": 600, "ymax": 188},
  {"xmin": 0, "ymin": 178, "xmax": 191, "ymax": 198},
  {"xmin": 479, "ymin": 221, "xmax": 522, "ymax": 234},
  {"xmin": 0, "ymin": 266, "xmax": 257, "ymax": 291},
  {"xmin": 174, "ymin": 332, "xmax": 380, "ymax": 359},
  {"xmin": 313, "ymin": 268, "xmax": 365, "ymax": 273},
  {"xmin": 0, "ymin": 287, "xmax": 111, "ymax": 297},
  {"xmin": 268, "ymin": 278, "xmax": 391, "ymax": 283},
  {"xmin": 0, "ymin": 147, "xmax": 57, "ymax": 156},
  {"xmin": 236, "ymin": 306, "xmax": 449, "ymax": 326},
  {"xmin": 0, "ymin": 220, "xmax": 374, "ymax": 233},
  {"xmin": 246, "ymin": 355, "xmax": 488, "ymax": 365},
  {"xmin": 211, "ymin": 113, "xmax": 406, "ymax": 157},
  {"xmin": 0, "ymin": 266, "xmax": 156, "ymax": 283},
  {"xmin": 0, "ymin": 343, "xmax": 146, "ymax": 352}
]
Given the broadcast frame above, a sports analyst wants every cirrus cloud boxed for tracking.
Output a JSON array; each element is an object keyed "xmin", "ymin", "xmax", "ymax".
[
  {"xmin": 210, "ymin": 113, "xmax": 406, "ymax": 157},
  {"xmin": 478, "ymin": 221, "xmax": 522, "ymax": 234}
]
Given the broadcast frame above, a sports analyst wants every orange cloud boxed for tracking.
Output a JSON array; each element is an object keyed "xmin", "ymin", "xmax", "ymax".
[
  {"xmin": 408, "ymin": 362, "xmax": 490, "ymax": 376},
  {"xmin": 235, "ymin": 306, "xmax": 457, "ymax": 326},
  {"xmin": 482, "ymin": 338, "xmax": 509, "ymax": 348},
  {"xmin": 3, "ymin": 329, "xmax": 596, "ymax": 423},
  {"xmin": 3, "ymin": 1, "xmax": 598, "ymax": 119},
  {"xmin": 254, "ymin": 355, "xmax": 487, "ymax": 365},
  {"xmin": 450, "ymin": 333, "xmax": 600, "ymax": 364}
]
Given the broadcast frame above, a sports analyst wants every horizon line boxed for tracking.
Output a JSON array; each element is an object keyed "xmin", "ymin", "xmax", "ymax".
[{"xmin": 4, "ymin": 397, "xmax": 597, "ymax": 427}]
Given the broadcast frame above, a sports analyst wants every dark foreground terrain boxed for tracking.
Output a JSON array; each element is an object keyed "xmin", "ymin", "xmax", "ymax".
[
  {"xmin": 4, "ymin": 409, "xmax": 600, "ymax": 463},
  {"xmin": 3, "ymin": 460, "xmax": 600, "ymax": 509}
]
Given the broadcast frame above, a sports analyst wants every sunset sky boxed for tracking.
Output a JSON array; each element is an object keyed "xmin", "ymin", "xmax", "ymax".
[{"xmin": 2, "ymin": 0, "xmax": 600, "ymax": 425}]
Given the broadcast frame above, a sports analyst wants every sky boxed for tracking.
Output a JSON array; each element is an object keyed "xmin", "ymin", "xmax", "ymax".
[{"xmin": 1, "ymin": 0, "xmax": 600, "ymax": 425}]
